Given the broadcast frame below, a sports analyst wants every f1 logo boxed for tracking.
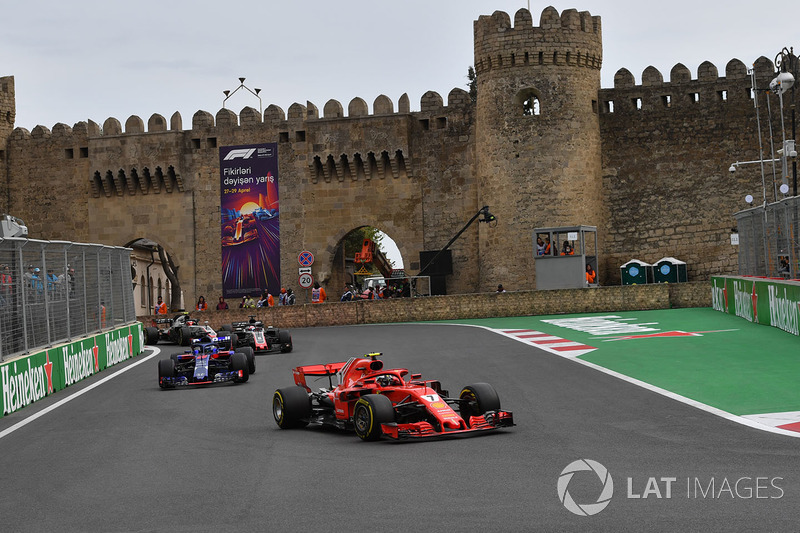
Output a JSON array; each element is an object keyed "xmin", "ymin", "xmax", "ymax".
[{"xmin": 223, "ymin": 148, "xmax": 256, "ymax": 160}]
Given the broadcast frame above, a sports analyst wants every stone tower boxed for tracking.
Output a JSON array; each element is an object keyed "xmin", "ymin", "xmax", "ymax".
[
  {"xmin": 0, "ymin": 76, "xmax": 14, "ymax": 214},
  {"xmin": 474, "ymin": 7, "xmax": 603, "ymax": 289}
]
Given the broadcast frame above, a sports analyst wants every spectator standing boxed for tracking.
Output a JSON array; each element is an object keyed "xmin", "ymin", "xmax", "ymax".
[
  {"xmin": 536, "ymin": 237, "xmax": 546, "ymax": 256},
  {"xmin": 257, "ymin": 292, "xmax": 269, "ymax": 308},
  {"xmin": 196, "ymin": 295, "xmax": 208, "ymax": 311},
  {"xmin": 216, "ymin": 296, "xmax": 229, "ymax": 310},
  {"xmin": 341, "ymin": 284, "xmax": 353, "ymax": 302},
  {"xmin": 311, "ymin": 282, "xmax": 326, "ymax": 304},
  {"xmin": 496, "ymin": 284, "xmax": 506, "ymax": 293},
  {"xmin": 285, "ymin": 288, "xmax": 296, "ymax": 305},
  {"xmin": 155, "ymin": 296, "xmax": 168, "ymax": 315},
  {"xmin": 243, "ymin": 294, "xmax": 256, "ymax": 308},
  {"xmin": 561, "ymin": 242, "xmax": 574, "ymax": 255},
  {"xmin": 279, "ymin": 288, "xmax": 287, "ymax": 306}
]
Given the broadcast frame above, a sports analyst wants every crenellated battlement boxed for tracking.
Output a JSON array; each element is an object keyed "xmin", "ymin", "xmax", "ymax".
[
  {"xmin": 599, "ymin": 56, "xmax": 777, "ymax": 114},
  {"xmin": 473, "ymin": 7, "xmax": 602, "ymax": 76},
  {"xmin": 8, "ymin": 89, "xmax": 472, "ymax": 140}
]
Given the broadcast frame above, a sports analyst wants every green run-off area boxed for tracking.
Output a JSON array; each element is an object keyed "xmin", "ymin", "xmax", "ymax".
[{"xmin": 441, "ymin": 308, "xmax": 800, "ymax": 416}]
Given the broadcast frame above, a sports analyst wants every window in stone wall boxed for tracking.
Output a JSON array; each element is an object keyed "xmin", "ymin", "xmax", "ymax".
[
  {"xmin": 0, "ymin": 150, "xmax": 4, "ymax": 162},
  {"xmin": 516, "ymin": 88, "xmax": 541, "ymax": 117},
  {"xmin": 604, "ymin": 100, "xmax": 614, "ymax": 113},
  {"xmin": 207, "ymin": 137, "xmax": 217, "ymax": 148},
  {"xmin": 632, "ymin": 97, "xmax": 642, "ymax": 110},
  {"xmin": 80, "ymin": 147, "xmax": 88, "ymax": 158},
  {"xmin": 538, "ymin": 52, "xmax": 544, "ymax": 65},
  {"xmin": 65, "ymin": 148, "xmax": 74, "ymax": 159},
  {"xmin": 689, "ymin": 92, "xmax": 699, "ymax": 103},
  {"xmin": 717, "ymin": 90, "xmax": 727, "ymax": 102},
  {"xmin": 296, "ymin": 130, "xmax": 306, "ymax": 142},
  {"xmin": 191, "ymin": 138, "xmax": 201, "ymax": 149},
  {"xmin": 436, "ymin": 117, "xmax": 447, "ymax": 129},
  {"xmin": 662, "ymin": 95, "xmax": 671, "ymax": 108},
  {"xmin": 592, "ymin": 100, "xmax": 598, "ymax": 114},
  {"xmin": 279, "ymin": 131, "xmax": 289, "ymax": 143},
  {"xmin": 419, "ymin": 119, "xmax": 430, "ymax": 130}
]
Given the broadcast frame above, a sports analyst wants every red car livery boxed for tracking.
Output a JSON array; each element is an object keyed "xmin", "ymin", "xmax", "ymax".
[{"xmin": 272, "ymin": 352, "xmax": 514, "ymax": 441}]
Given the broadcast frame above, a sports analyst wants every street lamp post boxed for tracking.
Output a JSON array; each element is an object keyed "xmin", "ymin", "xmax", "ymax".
[
  {"xmin": 222, "ymin": 77, "xmax": 263, "ymax": 115},
  {"xmin": 774, "ymin": 47, "xmax": 797, "ymax": 196}
]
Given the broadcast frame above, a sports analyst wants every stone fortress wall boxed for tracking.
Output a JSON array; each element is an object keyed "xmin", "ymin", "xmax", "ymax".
[{"xmin": 0, "ymin": 6, "xmax": 788, "ymax": 305}]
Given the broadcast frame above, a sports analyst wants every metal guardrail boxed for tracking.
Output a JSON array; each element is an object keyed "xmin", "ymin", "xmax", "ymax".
[
  {"xmin": 0, "ymin": 238, "xmax": 136, "ymax": 361},
  {"xmin": 735, "ymin": 196, "xmax": 800, "ymax": 278}
]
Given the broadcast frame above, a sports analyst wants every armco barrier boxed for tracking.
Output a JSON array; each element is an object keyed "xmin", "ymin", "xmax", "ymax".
[
  {"xmin": 711, "ymin": 276, "xmax": 800, "ymax": 336},
  {"xmin": 1, "ymin": 322, "xmax": 144, "ymax": 417}
]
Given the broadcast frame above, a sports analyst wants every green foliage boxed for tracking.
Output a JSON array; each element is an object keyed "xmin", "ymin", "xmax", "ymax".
[{"xmin": 467, "ymin": 66, "xmax": 477, "ymax": 103}]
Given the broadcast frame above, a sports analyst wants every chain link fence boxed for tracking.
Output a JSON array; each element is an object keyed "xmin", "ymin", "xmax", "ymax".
[
  {"xmin": 735, "ymin": 196, "xmax": 800, "ymax": 278},
  {"xmin": 0, "ymin": 238, "xmax": 136, "ymax": 361}
]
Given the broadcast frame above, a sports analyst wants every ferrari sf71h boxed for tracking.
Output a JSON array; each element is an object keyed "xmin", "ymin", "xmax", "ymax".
[{"xmin": 272, "ymin": 352, "xmax": 514, "ymax": 440}]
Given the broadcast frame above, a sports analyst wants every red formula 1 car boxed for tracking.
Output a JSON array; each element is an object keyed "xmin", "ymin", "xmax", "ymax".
[{"xmin": 272, "ymin": 353, "xmax": 514, "ymax": 441}]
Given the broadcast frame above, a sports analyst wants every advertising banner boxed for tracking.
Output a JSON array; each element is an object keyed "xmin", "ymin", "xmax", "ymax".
[
  {"xmin": 219, "ymin": 143, "xmax": 280, "ymax": 300},
  {"xmin": 1, "ymin": 323, "xmax": 144, "ymax": 417},
  {"xmin": 711, "ymin": 276, "xmax": 800, "ymax": 336}
]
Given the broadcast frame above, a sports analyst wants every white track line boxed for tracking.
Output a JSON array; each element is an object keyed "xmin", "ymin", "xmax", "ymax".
[
  {"xmin": 0, "ymin": 347, "xmax": 160, "ymax": 440},
  {"xmin": 446, "ymin": 323, "xmax": 800, "ymax": 439}
]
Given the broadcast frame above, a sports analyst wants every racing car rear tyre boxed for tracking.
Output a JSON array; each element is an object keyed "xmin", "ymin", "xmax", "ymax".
[
  {"xmin": 231, "ymin": 352, "xmax": 250, "ymax": 383},
  {"xmin": 353, "ymin": 394, "xmax": 395, "ymax": 441},
  {"xmin": 278, "ymin": 330, "xmax": 293, "ymax": 353},
  {"xmin": 179, "ymin": 326, "xmax": 192, "ymax": 346},
  {"xmin": 459, "ymin": 383, "xmax": 501, "ymax": 427},
  {"xmin": 218, "ymin": 324, "xmax": 232, "ymax": 332},
  {"xmin": 227, "ymin": 333, "xmax": 239, "ymax": 350},
  {"xmin": 158, "ymin": 358, "xmax": 176, "ymax": 389},
  {"xmin": 239, "ymin": 346, "xmax": 255, "ymax": 374},
  {"xmin": 273, "ymin": 386, "xmax": 311, "ymax": 429},
  {"xmin": 145, "ymin": 326, "xmax": 160, "ymax": 345}
]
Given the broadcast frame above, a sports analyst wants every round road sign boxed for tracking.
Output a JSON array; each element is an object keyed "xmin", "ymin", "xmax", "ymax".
[
  {"xmin": 298, "ymin": 272, "xmax": 314, "ymax": 288},
  {"xmin": 298, "ymin": 251, "xmax": 314, "ymax": 267}
]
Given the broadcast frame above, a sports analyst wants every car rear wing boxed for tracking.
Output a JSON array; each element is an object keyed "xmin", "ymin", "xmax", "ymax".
[{"xmin": 292, "ymin": 361, "xmax": 349, "ymax": 391}]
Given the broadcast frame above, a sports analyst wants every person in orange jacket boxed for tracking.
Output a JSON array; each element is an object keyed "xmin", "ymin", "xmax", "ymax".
[
  {"xmin": 155, "ymin": 296, "xmax": 167, "ymax": 315},
  {"xmin": 311, "ymin": 282, "xmax": 327, "ymax": 303},
  {"xmin": 586, "ymin": 264, "xmax": 597, "ymax": 284},
  {"xmin": 196, "ymin": 295, "xmax": 208, "ymax": 311},
  {"xmin": 561, "ymin": 242, "xmax": 574, "ymax": 255}
]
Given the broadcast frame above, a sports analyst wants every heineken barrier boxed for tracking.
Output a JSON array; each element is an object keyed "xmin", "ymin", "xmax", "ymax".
[
  {"xmin": 1, "ymin": 322, "xmax": 144, "ymax": 417},
  {"xmin": 711, "ymin": 276, "xmax": 800, "ymax": 336}
]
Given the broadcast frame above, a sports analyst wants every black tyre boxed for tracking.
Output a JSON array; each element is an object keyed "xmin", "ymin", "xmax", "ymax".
[
  {"xmin": 231, "ymin": 352, "xmax": 249, "ymax": 383},
  {"xmin": 273, "ymin": 386, "xmax": 311, "ymax": 429},
  {"xmin": 278, "ymin": 330, "xmax": 293, "ymax": 353},
  {"xmin": 353, "ymin": 394, "xmax": 395, "ymax": 441},
  {"xmin": 145, "ymin": 326, "xmax": 160, "ymax": 345},
  {"xmin": 228, "ymin": 332, "xmax": 239, "ymax": 350},
  {"xmin": 239, "ymin": 346, "xmax": 255, "ymax": 374},
  {"xmin": 158, "ymin": 358, "xmax": 175, "ymax": 389},
  {"xmin": 218, "ymin": 324, "xmax": 232, "ymax": 332},
  {"xmin": 459, "ymin": 383, "xmax": 501, "ymax": 427},
  {"xmin": 179, "ymin": 326, "xmax": 192, "ymax": 346}
]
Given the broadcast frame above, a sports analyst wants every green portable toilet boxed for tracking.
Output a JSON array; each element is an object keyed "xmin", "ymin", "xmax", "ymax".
[
  {"xmin": 620, "ymin": 259, "xmax": 652, "ymax": 285},
  {"xmin": 653, "ymin": 257, "xmax": 687, "ymax": 283}
]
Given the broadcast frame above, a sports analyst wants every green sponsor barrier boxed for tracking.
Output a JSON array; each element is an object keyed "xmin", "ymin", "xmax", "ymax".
[
  {"xmin": 1, "ymin": 323, "xmax": 144, "ymax": 417},
  {"xmin": 712, "ymin": 276, "xmax": 800, "ymax": 336}
]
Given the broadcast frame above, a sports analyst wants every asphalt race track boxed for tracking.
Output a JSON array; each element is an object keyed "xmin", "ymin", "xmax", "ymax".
[{"xmin": 0, "ymin": 323, "xmax": 798, "ymax": 532}]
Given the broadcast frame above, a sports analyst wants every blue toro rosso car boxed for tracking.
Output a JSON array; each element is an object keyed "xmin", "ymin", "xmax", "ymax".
[{"xmin": 158, "ymin": 336, "xmax": 255, "ymax": 389}]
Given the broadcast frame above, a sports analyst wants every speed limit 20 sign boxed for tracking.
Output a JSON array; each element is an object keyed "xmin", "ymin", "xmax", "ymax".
[{"xmin": 298, "ymin": 272, "xmax": 314, "ymax": 288}]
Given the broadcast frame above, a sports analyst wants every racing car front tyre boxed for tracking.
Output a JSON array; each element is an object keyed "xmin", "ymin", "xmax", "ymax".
[
  {"xmin": 353, "ymin": 394, "xmax": 395, "ymax": 441},
  {"xmin": 227, "ymin": 333, "xmax": 239, "ymax": 350},
  {"xmin": 145, "ymin": 327, "xmax": 160, "ymax": 345},
  {"xmin": 459, "ymin": 383, "xmax": 501, "ymax": 427},
  {"xmin": 239, "ymin": 346, "xmax": 255, "ymax": 374},
  {"xmin": 278, "ymin": 330, "xmax": 293, "ymax": 353},
  {"xmin": 158, "ymin": 359, "xmax": 176, "ymax": 389},
  {"xmin": 231, "ymin": 352, "xmax": 250, "ymax": 383},
  {"xmin": 273, "ymin": 386, "xmax": 311, "ymax": 429}
]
